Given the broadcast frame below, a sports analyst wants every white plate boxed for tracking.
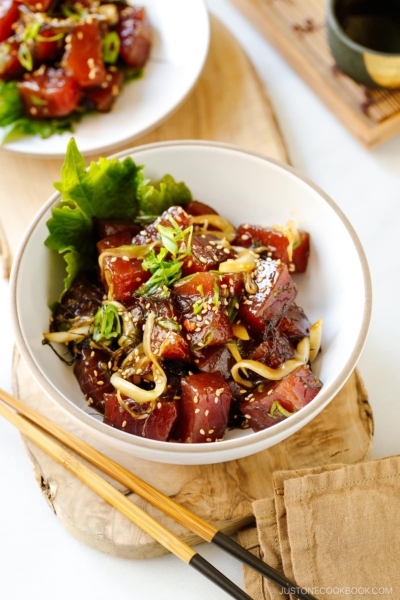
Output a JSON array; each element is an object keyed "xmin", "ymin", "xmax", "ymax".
[
  {"xmin": 2, "ymin": 0, "xmax": 209, "ymax": 158},
  {"xmin": 10, "ymin": 141, "xmax": 372, "ymax": 464}
]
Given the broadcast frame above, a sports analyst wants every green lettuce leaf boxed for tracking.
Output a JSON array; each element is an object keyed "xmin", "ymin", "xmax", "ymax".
[
  {"xmin": 0, "ymin": 81, "xmax": 24, "ymax": 128},
  {"xmin": 138, "ymin": 174, "xmax": 192, "ymax": 215},
  {"xmin": 45, "ymin": 138, "xmax": 193, "ymax": 300},
  {"xmin": 1, "ymin": 113, "xmax": 82, "ymax": 144}
]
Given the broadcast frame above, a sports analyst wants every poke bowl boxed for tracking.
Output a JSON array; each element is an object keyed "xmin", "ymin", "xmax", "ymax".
[{"xmin": 10, "ymin": 140, "xmax": 372, "ymax": 464}]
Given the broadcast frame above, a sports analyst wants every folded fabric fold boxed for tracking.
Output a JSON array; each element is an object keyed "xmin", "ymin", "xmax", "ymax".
[{"xmin": 239, "ymin": 455, "xmax": 400, "ymax": 600}]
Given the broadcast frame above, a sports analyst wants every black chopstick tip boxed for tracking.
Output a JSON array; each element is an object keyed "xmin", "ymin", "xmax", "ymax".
[{"xmin": 189, "ymin": 553, "xmax": 252, "ymax": 600}]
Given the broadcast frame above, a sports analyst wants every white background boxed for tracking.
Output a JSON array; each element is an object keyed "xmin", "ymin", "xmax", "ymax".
[{"xmin": 1, "ymin": 1, "xmax": 400, "ymax": 598}]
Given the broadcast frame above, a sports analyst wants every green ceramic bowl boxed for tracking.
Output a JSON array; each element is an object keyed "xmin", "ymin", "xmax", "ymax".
[{"xmin": 327, "ymin": 0, "xmax": 400, "ymax": 89}]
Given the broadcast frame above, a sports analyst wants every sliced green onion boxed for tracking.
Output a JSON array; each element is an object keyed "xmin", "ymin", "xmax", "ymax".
[
  {"xmin": 36, "ymin": 32, "xmax": 64, "ymax": 42},
  {"xmin": 103, "ymin": 31, "xmax": 120, "ymax": 64},
  {"xmin": 93, "ymin": 304, "xmax": 121, "ymax": 343},
  {"xmin": 23, "ymin": 21, "xmax": 41, "ymax": 42},
  {"xmin": 17, "ymin": 42, "xmax": 33, "ymax": 72}
]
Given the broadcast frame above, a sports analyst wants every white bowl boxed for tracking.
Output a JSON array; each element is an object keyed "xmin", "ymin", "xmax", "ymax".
[
  {"xmin": 2, "ymin": 0, "xmax": 209, "ymax": 158},
  {"xmin": 10, "ymin": 141, "xmax": 372, "ymax": 464}
]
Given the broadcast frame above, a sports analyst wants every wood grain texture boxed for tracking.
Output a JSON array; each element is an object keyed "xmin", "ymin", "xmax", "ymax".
[
  {"xmin": 4, "ymin": 15, "xmax": 373, "ymax": 559},
  {"xmin": 12, "ymin": 352, "xmax": 372, "ymax": 559},
  {"xmin": 230, "ymin": 0, "xmax": 400, "ymax": 148}
]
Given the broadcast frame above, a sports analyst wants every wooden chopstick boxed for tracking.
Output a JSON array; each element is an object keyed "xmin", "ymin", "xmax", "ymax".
[
  {"xmin": 0, "ymin": 396, "xmax": 251, "ymax": 600},
  {"xmin": 0, "ymin": 388, "xmax": 318, "ymax": 600}
]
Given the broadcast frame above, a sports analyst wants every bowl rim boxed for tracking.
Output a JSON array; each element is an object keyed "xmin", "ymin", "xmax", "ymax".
[
  {"xmin": 327, "ymin": 0, "xmax": 400, "ymax": 58},
  {"xmin": 10, "ymin": 140, "xmax": 373, "ymax": 458}
]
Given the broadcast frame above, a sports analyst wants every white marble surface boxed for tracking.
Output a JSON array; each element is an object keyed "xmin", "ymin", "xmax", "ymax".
[{"xmin": 1, "ymin": 1, "xmax": 400, "ymax": 598}]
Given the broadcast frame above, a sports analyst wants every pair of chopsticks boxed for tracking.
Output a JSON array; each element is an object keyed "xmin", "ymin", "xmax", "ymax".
[{"xmin": 0, "ymin": 387, "xmax": 318, "ymax": 600}]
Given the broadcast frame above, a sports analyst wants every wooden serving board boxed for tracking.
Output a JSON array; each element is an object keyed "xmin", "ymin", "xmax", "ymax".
[
  {"xmin": 230, "ymin": 0, "xmax": 400, "ymax": 148},
  {"xmin": 2, "ymin": 16, "xmax": 373, "ymax": 559}
]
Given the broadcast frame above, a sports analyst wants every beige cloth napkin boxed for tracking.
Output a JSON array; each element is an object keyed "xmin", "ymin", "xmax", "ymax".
[{"xmin": 238, "ymin": 455, "xmax": 400, "ymax": 600}]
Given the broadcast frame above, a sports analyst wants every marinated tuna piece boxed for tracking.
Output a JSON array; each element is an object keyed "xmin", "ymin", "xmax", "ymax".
[
  {"xmin": 74, "ymin": 347, "xmax": 114, "ymax": 414},
  {"xmin": 177, "ymin": 372, "xmax": 232, "ymax": 443},
  {"xmin": 248, "ymin": 330, "xmax": 295, "ymax": 369},
  {"xmin": 235, "ymin": 225, "xmax": 310, "ymax": 273},
  {"xmin": 240, "ymin": 365, "xmax": 323, "ymax": 432},
  {"xmin": 97, "ymin": 230, "xmax": 136, "ymax": 254},
  {"xmin": 239, "ymin": 259, "xmax": 297, "ymax": 334},
  {"xmin": 196, "ymin": 345, "xmax": 235, "ymax": 380},
  {"xmin": 181, "ymin": 234, "xmax": 235, "ymax": 277},
  {"xmin": 104, "ymin": 393, "xmax": 178, "ymax": 441},
  {"xmin": 117, "ymin": 6, "xmax": 151, "ymax": 68},
  {"xmin": 123, "ymin": 298, "xmax": 191, "ymax": 361},
  {"xmin": 0, "ymin": 41, "xmax": 24, "ymax": 79},
  {"xmin": 93, "ymin": 218, "xmax": 140, "ymax": 241},
  {"xmin": 174, "ymin": 272, "xmax": 233, "ymax": 350},
  {"xmin": 33, "ymin": 26, "xmax": 63, "ymax": 65},
  {"xmin": 102, "ymin": 256, "xmax": 150, "ymax": 301},
  {"xmin": 52, "ymin": 276, "xmax": 103, "ymax": 328},
  {"xmin": 149, "ymin": 299, "xmax": 191, "ymax": 362},
  {"xmin": 185, "ymin": 200, "xmax": 218, "ymax": 217},
  {"xmin": 131, "ymin": 206, "xmax": 191, "ymax": 246},
  {"xmin": 18, "ymin": 67, "xmax": 82, "ymax": 117},
  {"xmin": 62, "ymin": 20, "xmax": 106, "ymax": 87},
  {"xmin": 0, "ymin": 0, "xmax": 18, "ymax": 43},
  {"xmin": 84, "ymin": 70, "xmax": 124, "ymax": 112},
  {"xmin": 278, "ymin": 305, "xmax": 311, "ymax": 345},
  {"xmin": 292, "ymin": 232, "xmax": 310, "ymax": 273}
]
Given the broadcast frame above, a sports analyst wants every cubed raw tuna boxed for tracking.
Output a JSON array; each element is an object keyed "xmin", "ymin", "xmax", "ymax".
[
  {"xmin": 235, "ymin": 225, "xmax": 310, "ymax": 273},
  {"xmin": 84, "ymin": 69, "xmax": 124, "ymax": 112},
  {"xmin": 248, "ymin": 330, "xmax": 295, "ymax": 369},
  {"xmin": 174, "ymin": 272, "xmax": 233, "ymax": 350},
  {"xmin": 176, "ymin": 372, "xmax": 232, "ymax": 443},
  {"xmin": 18, "ymin": 67, "xmax": 81, "ymax": 117},
  {"xmin": 148, "ymin": 299, "xmax": 191, "ymax": 362},
  {"xmin": 96, "ymin": 230, "xmax": 136, "ymax": 254},
  {"xmin": 240, "ymin": 365, "xmax": 323, "ymax": 432},
  {"xmin": 117, "ymin": 5, "xmax": 151, "ymax": 68},
  {"xmin": 102, "ymin": 255, "xmax": 150, "ymax": 301},
  {"xmin": 131, "ymin": 206, "xmax": 191, "ymax": 246},
  {"xmin": 0, "ymin": 0, "xmax": 18, "ymax": 43},
  {"xmin": 185, "ymin": 200, "xmax": 218, "ymax": 217},
  {"xmin": 74, "ymin": 347, "xmax": 115, "ymax": 414},
  {"xmin": 181, "ymin": 234, "xmax": 234, "ymax": 277},
  {"xmin": 0, "ymin": 40, "xmax": 23, "ymax": 79},
  {"xmin": 33, "ymin": 26, "xmax": 63, "ymax": 65},
  {"xmin": 278, "ymin": 305, "xmax": 311, "ymax": 345},
  {"xmin": 62, "ymin": 20, "xmax": 106, "ymax": 87},
  {"xmin": 196, "ymin": 345, "xmax": 235, "ymax": 380},
  {"xmin": 104, "ymin": 393, "xmax": 178, "ymax": 441},
  {"xmin": 239, "ymin": 259, "xmax": 297, "ymax": 334}
]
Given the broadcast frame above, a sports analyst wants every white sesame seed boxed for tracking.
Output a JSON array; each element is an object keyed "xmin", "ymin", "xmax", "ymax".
[
  {"xmin": 122, "ymin": 255, "xmax": 129, "ymax": 261},
  {"xmin": 122, "ymin": 420, "xmax": 127, "ymax": 428},
  {"xmin": 195, "ymin": 408, "xmax": 200, "ymax": 413},
  {"xmin": 205, "ymin": 409, "xmax": 209, "ymax": 416},
  {"xmin": 193, "ymin": 396, "xmax": 199, "ymax": 404},
  {"xmin": 97, "ymin": 381, "xmax": 104, "ymax": 385}
]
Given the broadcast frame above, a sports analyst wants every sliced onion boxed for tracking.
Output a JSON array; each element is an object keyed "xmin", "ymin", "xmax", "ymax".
[
  {"xmin": 244, "ymin": 272, "xmax": 258, "ymax": 294},
  {"xmin": 43, "ymin": 322, "xmax": 93, "ymax": 344},
  {"xmin": 219, "ymin": 251, "xmax": 256, "ymax": 274},
  {"xmin": 232, "ymin": 323, "xmax": 250, "ymax": 340},
  {"xmin": 231, "ymin": 337, "xmax": 309, "ymax": 388},
  {"xmin": 295, "ymin": 336, "xmax": 310, "ymax": 363},
  {"xmin": 309, "ymin": 318, "xmax": 323, "ymax": 363},
  {"xmin": 98, "ymin": 243, "xmax": 155, "ymax": 274},
  {"xmin": 111, "ymin": 312, "xmax": 167, "ymax": 403},
  {"xmin": 272, "ymin": 220, "xmax": 300, "ymax": 262},
  {"xmin": 191, "ymin": 215, "xmax": 236, "ymax": 242}
]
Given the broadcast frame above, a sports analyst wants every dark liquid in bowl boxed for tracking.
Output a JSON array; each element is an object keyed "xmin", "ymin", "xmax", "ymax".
[{"xmin": 337, "ymin": 0, "xmax": 400, "ymax": 53}]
